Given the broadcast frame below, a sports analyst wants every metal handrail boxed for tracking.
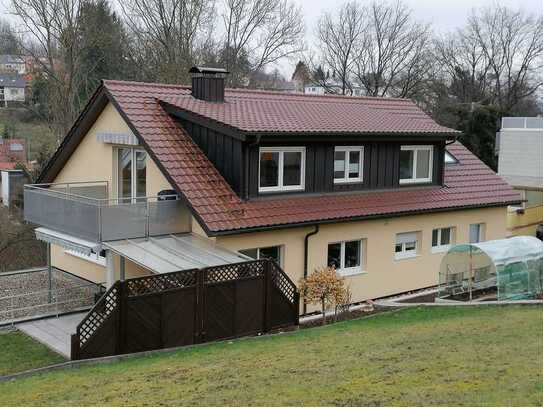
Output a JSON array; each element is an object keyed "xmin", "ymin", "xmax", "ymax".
[
  {"xmin": 25, "ymin": 182, "xmax": 180, "ymax": 206},
  {"xmin": 0, "ymin": 281, "xmax": 104, "ymax": 302}
]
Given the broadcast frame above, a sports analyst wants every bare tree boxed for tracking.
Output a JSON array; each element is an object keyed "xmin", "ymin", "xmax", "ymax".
[
  {"xmin": 466, "ymin": 5, "xmax": 543, "ymax": 112},
  {"xmin": 354, "ymin": 1, "xmax": 431, "ymax": 98},
  {"xmin": 120, "ymin": 0, "xmax": 216, "ymax": 83},
  {"xmin": 433, "ymin": 29, "xmax": 491, "ymax": 105},
  {"xmin": 222, "ymin": 0, "xmax": 304, "ymax": 87},
  {"xmin": 313, "ymin": 1, "xmax": 365, "ymax": 95},
  {"xmin": 10, "ymin": 0, "xmax": 85, "ymax": 139}
]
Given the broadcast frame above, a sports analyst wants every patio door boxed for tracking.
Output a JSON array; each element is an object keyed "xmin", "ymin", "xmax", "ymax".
[{"xmin": 117, "ymin": 148, "xmax": 147, "ymax": 203}]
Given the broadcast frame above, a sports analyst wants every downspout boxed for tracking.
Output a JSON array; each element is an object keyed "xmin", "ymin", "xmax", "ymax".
[{"xmin": 303, "ymin": 224, "xmax": 320, "ymax": 315}]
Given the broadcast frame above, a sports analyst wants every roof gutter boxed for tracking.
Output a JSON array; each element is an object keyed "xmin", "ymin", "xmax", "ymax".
[{"xmin": 303, "ymin": 224, "xmax": 319, "ymax": 315}]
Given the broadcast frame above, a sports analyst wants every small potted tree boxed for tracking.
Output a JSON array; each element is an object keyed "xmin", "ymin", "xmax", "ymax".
[{"xmin": 299, "ymin": 266, "xmax": 348, "ymax": 325}]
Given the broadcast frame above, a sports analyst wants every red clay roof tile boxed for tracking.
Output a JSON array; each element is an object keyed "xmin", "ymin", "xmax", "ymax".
[{"xmin": 103, "ymin": 80, "xmax": 519, "ymax": 234}]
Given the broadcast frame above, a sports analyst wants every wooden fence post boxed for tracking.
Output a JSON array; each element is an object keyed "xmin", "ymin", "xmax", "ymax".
[
  {"xmin": 264, "ymin": 260, "xmax": 273, "ymax": 332},
  {"xmin": 116, "ymin": 282, "xmax": 125, "ymax": 355},
  {"xmin": 195, "ymin": 268, "xmax": 206, "ymax": 344},
  {"xmin": 70, "ymin": 334, "xmax": 79, "ymax": 360}
]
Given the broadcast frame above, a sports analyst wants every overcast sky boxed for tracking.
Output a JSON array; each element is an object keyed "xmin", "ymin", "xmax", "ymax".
[
  {"xmin": 275, "ymin": 0, "xmax": 543, "ymax": 76},
  {"xmin": 3, "ymin": 0, "xmax": 543, "ymax": 77}
]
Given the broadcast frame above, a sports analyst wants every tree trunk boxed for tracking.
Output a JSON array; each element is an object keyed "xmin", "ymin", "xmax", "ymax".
[{"xmin": 321, "ymin": 299, "xmax": 326, "ymax": 325}]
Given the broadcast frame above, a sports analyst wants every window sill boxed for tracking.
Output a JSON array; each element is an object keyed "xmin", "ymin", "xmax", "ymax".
[
  {"xmin": 338, "ymin": 268, "xmax": 367, "ymax": 277},
  {"xmin": 399, "ymin": 179, "xmax": 432, "ymax": 185},
  {"xmin": 258, "ymin": 186, "xmax": 305, "ymax": 194},
  {"xmin": 431, "ymin": 245, "xmax": 451, "ymax": 254},
  {"xmin": 394, "ymin": 253, "xmax": 419, "ymax": 261},
  {"xmin": 334, "ymin": 179, "xmax": 363, "ymax": 185}
]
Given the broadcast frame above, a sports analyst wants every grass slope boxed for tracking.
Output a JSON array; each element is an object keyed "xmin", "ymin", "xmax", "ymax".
[
  {"xmin": 0, "ymin": 331, "xmax": 65, "ymax": 376},
  {"xmin": 2, "ymin": 306, "xmax": 543, "ymax": 406}
]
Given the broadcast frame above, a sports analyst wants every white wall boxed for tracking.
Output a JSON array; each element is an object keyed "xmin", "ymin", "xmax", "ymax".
[
  {"xmin": 498, "ymin": 129, "xmax": 543, "ymax": 179},
  {"xmin": 1, "ymin": 171, "xmax": 9, "ymax": 206}
]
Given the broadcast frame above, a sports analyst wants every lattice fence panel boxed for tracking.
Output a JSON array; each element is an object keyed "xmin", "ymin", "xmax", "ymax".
[
  {"xmin": 78, "ymin": 284, "xmax": 120, "ymax": 347},
  {"xmin": 270, "ymin": 261, "xmax": 297, "ymax": 304},
  {"xmin": 205, "ymin": 261, "xmax": 265, "ymax": 284},
  {"xmin": 126, "ymin": 269, "xmax": 197, "ymax": 297}
]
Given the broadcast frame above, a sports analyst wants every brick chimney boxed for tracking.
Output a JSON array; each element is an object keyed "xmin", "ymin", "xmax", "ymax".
[{"xmin": 189, "ymin": 66, "xmax": 229, "ymax": 103}]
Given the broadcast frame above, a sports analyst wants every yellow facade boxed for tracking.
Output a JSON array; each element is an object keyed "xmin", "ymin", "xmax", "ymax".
[
  {"xmin": 50, "ymin": 102, "xmax": 186, "ymax": 282},
  {"xmin": 49, "ymin": 101, "xmax": 510, "ymax": 307},
  {"xmin": 217, "ymin": 207, "xmax": 507, "ymax": 306},
  {"xmin": 507, "ymin": 206, "xmax": 543, "ymax": 237}
]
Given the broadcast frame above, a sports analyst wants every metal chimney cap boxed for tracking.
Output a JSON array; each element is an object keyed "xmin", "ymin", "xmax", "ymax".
[{"xmin": 189, "ymin": 66, "xmax": 229, "ymax": 75}]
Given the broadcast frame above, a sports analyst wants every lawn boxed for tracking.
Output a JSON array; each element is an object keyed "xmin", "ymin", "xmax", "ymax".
[
  {"xmin": 0, "ymin": 331, "xmax": 65, "ymax": 376},
  {"xmin": 1, "ymin": 306, "xmax": 543, "ymax": 406}
]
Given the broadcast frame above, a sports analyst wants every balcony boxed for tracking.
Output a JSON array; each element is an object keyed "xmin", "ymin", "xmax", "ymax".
[{"xmin": 24, "ymin": 181, "xmax": 190, "ymax": 243}]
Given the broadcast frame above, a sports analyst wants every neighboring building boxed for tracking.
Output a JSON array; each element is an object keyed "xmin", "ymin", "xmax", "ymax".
[
  {"xmin": 1, "ymin": 168, "xmax": 28, "ymax": 208},
  {"xmin": 0, "ymin": 138, "xmax": 27, "ymax": 163},
  {"xmin": 0, "ymin": 55, "xmax": 26, "ymax": 74},
  {"xmin": 304, "ymin": 83, "xmax": 365, "ymax": 97},
  {"xmin": 25, "ymin": 67, "xmax": 519, "ymax": 313},
  {"xmin": 497, "ymin": 117, "xmax": 543, "ymax": 236},
  {"xmin": 0, "ymin": 74, "xmax": 27, "ymax": 107}
]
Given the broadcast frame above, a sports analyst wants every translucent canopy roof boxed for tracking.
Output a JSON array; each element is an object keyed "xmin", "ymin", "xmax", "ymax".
[
  {"xmin": 439, "ymin": 237, "xmax": 543, "ymax": 301},
  {"xmin": 447, "ymin": 236, "xmax": 543, "ymax": 266}
]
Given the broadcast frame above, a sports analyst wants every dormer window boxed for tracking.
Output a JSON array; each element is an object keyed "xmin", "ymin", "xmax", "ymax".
[
  {"xmin": 259, "ymin": 147, "xmax": 305, "ymax": 192},
  {"xmin": 334, "ymin": 146, "xmax": 364, "ymax": 183},
  {"xmin": 399, "ymin": 145, "xmax": 433, "ymax": 184}
]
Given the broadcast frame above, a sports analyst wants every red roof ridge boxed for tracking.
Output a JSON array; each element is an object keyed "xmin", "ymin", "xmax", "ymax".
[
  {"xmin": 103, "ymin": 79, "xmax": 191, "ymax": 91},
  {"xmin": 102, "ymin": 79, "xmax": 420, "ymax": 104}
]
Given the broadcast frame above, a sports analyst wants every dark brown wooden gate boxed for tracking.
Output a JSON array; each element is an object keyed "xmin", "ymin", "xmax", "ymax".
[{"xmin": 71, "ymin": 260, "xmax": 299, "ymax": 360}]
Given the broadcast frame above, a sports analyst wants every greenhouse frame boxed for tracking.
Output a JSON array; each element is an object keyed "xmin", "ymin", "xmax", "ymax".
[{"xmin": 438, "ymin": 236, "xmax": 543, "ymax": 301}]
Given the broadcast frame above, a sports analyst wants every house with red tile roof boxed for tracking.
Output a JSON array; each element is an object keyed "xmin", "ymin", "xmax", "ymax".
[{"xmin": 25, "ymin": 67, "xmax": 520, "ymax": 313}]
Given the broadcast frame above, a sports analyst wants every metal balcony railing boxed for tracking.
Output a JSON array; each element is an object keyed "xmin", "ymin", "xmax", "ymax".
[{"xmin": 24, "ymin": 181, "xmax": 190, "ymax": 243}]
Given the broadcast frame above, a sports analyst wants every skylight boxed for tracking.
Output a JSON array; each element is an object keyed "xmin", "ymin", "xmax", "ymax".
[{"xmin": 445, "ymin": 151, "xmax": 458, "ymax": 164}]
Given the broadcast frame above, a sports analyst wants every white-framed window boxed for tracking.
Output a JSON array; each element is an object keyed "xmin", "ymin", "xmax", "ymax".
[
  {"xmin": 469, "ymin": 223, "xmax": 485, "ymax": 243},
  {"xmin": 239, "ymin": 245, "xmax": 282, "ymax": 266},
  {"xmin": 395, "ymin": 232, "xmax": 419, "ymax": 260},
  {"xmin": 259, "ymin": 147, "xmax": 305, "ymax": 193},
  {"xmin": 117, "ymin": 147, "xmax": 147, "ymax": 203},
  {"xmin": 432, "ymin": 227, "xmax": 454, "ymax": 253},
  {"xmin": 400, "ymin": 145, "xmax": 433, "ymax": 184},
  {"xmin": 334, "ymin": 146, "xmax": 364, "ymax": 183},
  {"xmin": 65, "ymin": 249, "xmax": 106, "ymax": 266},
  {"xmin": 327, "ymin": 240, "xmax": 364, "ymax": 276}
]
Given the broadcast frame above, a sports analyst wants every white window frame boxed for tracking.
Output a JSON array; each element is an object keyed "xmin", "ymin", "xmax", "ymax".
[
  {"xmin": 115, "ymin": 147, "xmax": 147, "ymax": 202},
  {"xmin": 239, "ymin": 245, "xmax": 283, "ymax": 267},
  {"xmin": 399, "ymin": 145, "xmax": 434, "ymax": 184},
  {"xmin": 395, "ymin": 232, "xmax": 419, "ymax": 260},
  {"xmin": 431, "ymin": 227, "xmax": 454, "ymax": 254},
  {"xmin": 65, "ymin": 249, "xmax": 106, "ymax": 266},
  {"xmin": 328, "ymin": 240, "xmax": 365, "ymax": 277},
  {"xmin": 258, "ymin": 147, "xmax": 306, "ymax": 193},
  {"xmin": 469, "ymin": 223, "xmax": 485, "ymax": 244},
  {"xmin": 334, "ymin": 146, "xmax": 364, "ymax": 184}
]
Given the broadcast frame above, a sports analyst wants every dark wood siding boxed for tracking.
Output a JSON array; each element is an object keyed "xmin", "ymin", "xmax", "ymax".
[
  {"xmin": 178, "ymin": 120, "xmax": 244, "ymax": 196},
  {"xmin": 249, "ymin": 141, "xmax": 445, "ymax": 198}
]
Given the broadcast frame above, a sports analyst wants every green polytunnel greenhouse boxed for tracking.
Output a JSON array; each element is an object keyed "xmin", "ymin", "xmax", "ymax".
[{"xmin": 438, "ymin": 236, "xmax": 543, "ymax": 301}]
